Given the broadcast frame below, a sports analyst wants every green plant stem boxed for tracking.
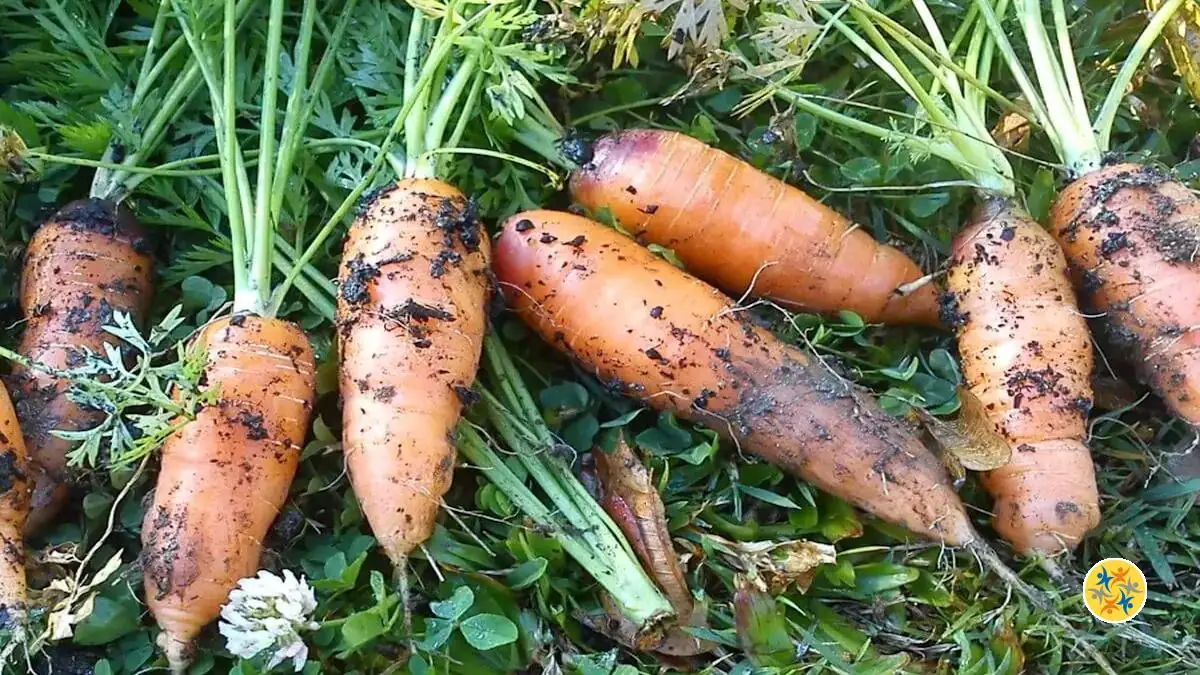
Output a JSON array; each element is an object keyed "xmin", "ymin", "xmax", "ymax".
[
  {"xmin": 417, "ymin": 53, "xmax": 480, "ymax": 177},
  {"xmin": 403, "ymin": 10, "xmax": 431, "ymax": 174},
  {"xmin": 246, "ymin": 0, "xmax": 289, "ymax": 313},
  {"xmin": 1094, "ymin": 0, "xmax": 1186, "ymax": 153},
  {"xmin": 270, "ymin": 0, "xmax": 359, "ymax": 222},
  {"xmin": 45, "ymin": 0, "xmax": 109, "ymax": 79},
  {"xmin": 456, "ymin": 423, "xmax": 672, "ymax": 629},
  {"xmin": 132, "ymin": 0, "xmax": 173, "ymax": 106},
  {"xmin": 174, "ymin": 0, "xmax": 250, "ymax": 304}
]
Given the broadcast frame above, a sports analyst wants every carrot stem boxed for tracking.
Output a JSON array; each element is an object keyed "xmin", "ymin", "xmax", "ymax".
[
  {"xmin": 457, "ymin": 423, "xmax": 673, "ymax": 629},
  {"xmin": 1093, "ymin": 0, "xmax": 1186, "ymax": 152}
]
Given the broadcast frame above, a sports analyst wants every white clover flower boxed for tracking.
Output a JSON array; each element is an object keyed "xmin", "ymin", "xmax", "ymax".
[{"xmin": 219, "ymin": 569, "xmax": 320, "ymax": 672}]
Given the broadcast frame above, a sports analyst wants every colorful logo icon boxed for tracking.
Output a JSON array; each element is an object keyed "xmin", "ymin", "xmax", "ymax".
[{"xmin": 1083, "ymin": 557, "xmax": 1147, "ymax": 624}]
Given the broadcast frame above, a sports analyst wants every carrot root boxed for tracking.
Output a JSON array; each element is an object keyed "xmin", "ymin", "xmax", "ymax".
[
  {"xmin": 142, "ymin": 315, "xmax": 316, "ymax": 661},
  {"xmin": 569, "ymin": 129, "xmax": 941, "ymax": 326},
  {"xmin": 946, "ymin": 197, "xmax": 1099, "ymax": 555},
  {"xmin": 0, "ymin": 381, "xmax": 30, "ymax": 631},
  {"xmin": 493, "ymin": 210, "xmax": 976, "ymax": 546},
  {"xmin": 1051, "ymin": 164, "xmax": 1200, "ymax": 424},
  {"xmin": 10, "ymin": 198, "xmax": 154, "ymax": 532},
  {"xmin": 337, "ymin": 177, "xmax": 491, "ymax": 566}
]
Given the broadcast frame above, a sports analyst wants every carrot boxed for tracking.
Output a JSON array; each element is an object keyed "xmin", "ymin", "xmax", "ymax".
[
  {"xmin": 1051, "ymin": 164, "xmax": 1200, "ymax": 424},
  {"xmin": 976, "ymin": 0, "xmax": 1193, "ymax": 422},
  {"xmin": 778, "ymin": 2, "xmax": 1103, "ymax": 557},
  {"xmin": 140, "ymin": 4, "xmax": 339, "ymax": 668},
  {"xmin": 945, "ymin": 199, "xmax": 1099, "ymax": 554},
  {"xmin": 493, "ymin": 209, "xmax": 977, "ymax": 546},
  {"xmin": 8, "ymin": 199, "xmax": 154, "ymax": 532},
  {"xmin": 0, "ymin": 381, "xmax": 30, "ymax": 629},
  {"xmin": 337, "ymin": 178, "xmax": 490, "ymax": 566},
  {"xmin": 568, "ymin": 129, "xmax": 940, "ymax": 326},
  {"xmin": 142, "ymin": 315, "xmax": 315, "ymax": 669}
]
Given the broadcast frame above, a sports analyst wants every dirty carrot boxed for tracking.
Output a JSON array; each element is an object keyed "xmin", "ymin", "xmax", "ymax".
[
  {"xmin": 978, "ymin": 0, "xmax": 1197, "ymax": 422},
  {"xmin": 797, "ymin": 0, "xmax": 1100, "ymax": 555},
  {"xmin": 9, "ymin": 201, "xmax": 155, "ymax": 532},
  {"xmin": 946, "ymin": 199, "xmax": 1099, "ymax": 553},
  {"xmin": 567, "ymin": 128, "xmax": 941, "ymax": 326},
  {"xmin": 0, "ymin": 381, "xmax": 30, "ymax": 630},
  {"xmin": 332, "ymin": 4, "xmax": 495, "ymax": 578},
  {"xmin": 493, "ymin": 209, "xmax": 978, "ymax": 546},
  {"xmin": 142, "ymin": 2, "xmax": 338, "ymax": 669},
  {"xmin": 337, "ymin": 179, "xmax": 490, "ymax": 566}
]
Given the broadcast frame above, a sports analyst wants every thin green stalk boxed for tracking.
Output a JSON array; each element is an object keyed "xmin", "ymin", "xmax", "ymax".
[
  {"xmin": 101, "ymin": 64, "xmax": 205, "ymax": 200},
  {"xmin": 1094, "ymin": 0, "xmax": 1186, "ymax": 152},
  {"xmin": 422, "ymin": 148, "xmax": 561, "ymax": 186},
  {"xmin": 275, "ymin": 238, "xmax": 337, "ymax": 299},
  {"xmin": 445, "ymin": 70, "xmax": 486, "ymax": 151},
  {"xmin": 270, "ymin": 0, "xmax": 316, "ymax": 206},
  {"xmin": 403, "ymin": 10, "xmax": 431, "ymax": 173},
  {"xmin": 31, "ymin": 151, "xmax": 223, "ymax": 176},
  {"xmin": 132, "ymin": 0, "xmax": 173, "ymax": 105},
  {"xmin": 247, "ymin": 0, "xmax": 289, "ymax": 312},
  {"xmin": 174, "ymin": 0, "xmax": 249, "ymax": 302},
  {"xmin": 271, "ymin": 0, "xmax": 359, "ymax": 221},
  {"xmin": 418, "ymin": 54, "xmax": 480, "ymax": 177},
  {"xmin": 1051, "ymin": 0, "xmax": 1090, "ymax": 135},
  {"xmin": 970, "ymin": 0, "xmax": 1060, "ymax": 154},
  {"xmin": 272, "ymin": 253, "xmax": 336, "ymax": 321},
  {"xmin": 844, "ymin": 0, "xmax": 1021, "ymax": 114}
]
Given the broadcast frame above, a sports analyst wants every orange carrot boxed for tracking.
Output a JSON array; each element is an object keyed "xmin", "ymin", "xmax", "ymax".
[
  {"xmin": 1051, "ymin": 164, "xmax": 1200, "ymax": 425},
  {"xmin": 0, "ymin": 381, "xmax": 30, "ymax": 629},
  {"xmin": 142, "ymin": 316, "xmax": 315, "ymax": 669},
  {"xmin": 337, "ymin": 178, "xmax": 490, "ymax": 565},
  {"xmin": 493, "ymin": 210, "xmax": 976, "ymax": 546},
  {"xmin": 9, "ymin": 199, "xmax": 154, "ymax": 532},
  {"xmin": 945, "ymin": 198, "xmax": 1099, "ymax": 554},
  {"xmin": 568, "ymin": 129, "xmax": 940, "ymax": 326}
]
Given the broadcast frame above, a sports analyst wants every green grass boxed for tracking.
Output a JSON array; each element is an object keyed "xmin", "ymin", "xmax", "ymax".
[{"xmin": 2, "ymin": 0, "xmax": 1199, "ymax": 673}]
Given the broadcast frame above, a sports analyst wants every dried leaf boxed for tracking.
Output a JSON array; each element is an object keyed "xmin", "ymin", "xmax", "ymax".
[
  {"xmin": 990, "ymin": 110, "xmax": 1031, "ymax": 154},
  {"xmin": 917, "ymin": 388, "xmax": 1012, "ymax": 471},
  {"xmin": 708, "ymin": 536, "xmax": 835, "ymax": 593},
  {"xmin": 1149, "ymin": 0, "xmax": 1200, "ymax": 105},
  {"xmin": 591, "ymin": 431, "xmax": 713, "ymax": 655},
  {"xmin": 47, "ymin": 592, "xmax": 97, "ymax": 641},
  {"xmin": 593, "ymin": 435, "xmax": 692, "ymax": 614},
  {"xmin": 0, "ymin": 125, "xmax": 34, "ymax": 182}
]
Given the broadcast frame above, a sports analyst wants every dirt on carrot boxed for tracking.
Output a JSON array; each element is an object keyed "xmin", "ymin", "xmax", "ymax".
[
  {"xmin": 1051, "ymin": 163, "xmax": 1200, "ymax": 425},
  {"xmin": 142, "ymin": 315, "xmax": 316, "ymax": 669},
  {"xmin": 337, "ymin": 177, "xmax": 491, "ymax": 566},
  {"xmin": 493, "ymin": 209, "xmax": 977, "ymax": 546},
  {"xmin": 8, "ymin": 198, "xmax": 154, "ymax": 533},
  {"xmin": 946, "ymin": 197, "xmax": 1099, "ymax": 554}
]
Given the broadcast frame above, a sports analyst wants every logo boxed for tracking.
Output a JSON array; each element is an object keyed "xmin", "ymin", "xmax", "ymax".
[{"xmin": 1083, "ymin": 557, "xmax": 1147, "ymax": 624}]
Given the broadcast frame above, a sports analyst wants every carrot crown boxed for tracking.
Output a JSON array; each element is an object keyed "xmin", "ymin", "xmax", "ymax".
[{"xmin": 977, "ymin": 0, "xmax": 1185, "ymax": 177}]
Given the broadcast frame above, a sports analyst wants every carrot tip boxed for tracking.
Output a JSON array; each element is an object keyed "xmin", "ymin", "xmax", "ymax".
[{"xmin": 157, "ymin": 631, "xmax": 193, "ymax": 675}]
